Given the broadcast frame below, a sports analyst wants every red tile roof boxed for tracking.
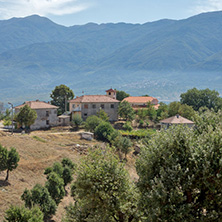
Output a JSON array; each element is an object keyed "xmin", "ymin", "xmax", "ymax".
[
  {"xmin": 123, "ymin": 96, "xmax": 158, "ymax": 104},
  {"xmin": 106, "ymin": 88, "xmax": 116, "ymax": 92},
  {"xmin": 160, "ymin": 115, "xmax": 194, "ymax": 124},
  {"xmin": 69, "ymin": 95, "xmax": 119, "ymax": 103},
  {"xmin": 15, "ymin": 100, "xmax": 58, "ymax": 109}
]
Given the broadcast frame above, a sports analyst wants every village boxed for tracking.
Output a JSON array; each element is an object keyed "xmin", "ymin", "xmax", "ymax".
[{"xmin": 0, "ymin": 86, "xmax": 222, "ymax": 221}]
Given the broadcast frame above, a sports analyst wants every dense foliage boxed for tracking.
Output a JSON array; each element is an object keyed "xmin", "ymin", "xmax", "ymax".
[
  {"xmin": 4, "ymin": 205, "xmax": 43, "ymax": 222},
  {"xmin": 21, "ymin": 184, "xmax": 57, "ymax": 218},
  {"xmin": 84, "ymin": 115, "xmax": 102, "ymax": 132},
  {"xmin": 180, "ymin": 88, "xmax": 222, "ymax": 111},
  {"xmin": 50, "ymin": 84, "xmax": 74, "ymax": 115},
  {"xmin": 65, "ymin": 148, "xmax": 139, "ymax": 222},
  {"xmin": 116, "ymin": 90, "xmax": 130, "ymax": 101},
  {"xmin": 15, "ymin": 105, "xmax": 37, "ymax": 130},
  {"xmin": 118, "ymin": 101, "xmax": 135, "ymax": 121},
  {"xmin": 0, "ymin": 144, "xmax": 20, "ymax": 181},
  {"xmin": 136, "ymin": 110, "xmax": 222, "ymax": 221}
]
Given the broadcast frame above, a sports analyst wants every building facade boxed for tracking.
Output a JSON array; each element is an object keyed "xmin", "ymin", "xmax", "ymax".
[
  {"xmin": 15, "ymin": 100, "xmax": 58, "ymax": 130},
  {"xmin": 69, "ymin": 89, "xmax": 119, "ymax": 121}
]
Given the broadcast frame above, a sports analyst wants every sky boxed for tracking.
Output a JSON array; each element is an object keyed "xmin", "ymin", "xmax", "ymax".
[{"xmin": 0, "ymin": 0, "xmax": 222, "ymax": 26}]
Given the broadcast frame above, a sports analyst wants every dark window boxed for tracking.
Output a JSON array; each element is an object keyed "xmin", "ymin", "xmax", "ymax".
[
  {"xmin": 46, "ymin": 120, "xmax": 49, "ymax": 125},
  {"xmin": 54, "ymin": 110, "xmax": 57, "ymax": 114},
  {"xmin": 111, "ymin": 104, "xmax": 114, "ymax": 108},
  {"xmin": 84, "ymin": 104, "xmax": 88, "ymax": 109},
  {"xmin": 92, "ymin": 104, "xmax": 96, "ymax": 109},
  {"xmin": 72, "ymin": 104, "xmax": 75, "ymax": 108},
  {"xmin": 46, "ymin": 111, "xmax": 49, "ymax": 117},
  {"xmin": 101, "ymin": 104, "xmax": 104, "ymax": 109},
  {"xmin": 84, "ymin": 113, "xmax": 87, "ymax": 117},
  {"xmin": 109, "ymin": 92, "xmax": 111, "ymax": 95}
]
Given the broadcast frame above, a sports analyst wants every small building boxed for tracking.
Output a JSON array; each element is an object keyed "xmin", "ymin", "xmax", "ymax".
[
  {"xmin": 123, "ymin": 96, "xmax": 159, "ymax": 110},
  {"xmin": 15, "ymin": 100, "xmax": 58, "ymax": 130},
  {"xmin": 160, "ymin": 114, "xmax": 194, "ymax": 129},
  {"xmin": 58, "ymin": 114, "xmax": 70, "ymax": 126},
  {"xmin": 69, "ymin": 89, "xmax": 119, "ymax": 121}
]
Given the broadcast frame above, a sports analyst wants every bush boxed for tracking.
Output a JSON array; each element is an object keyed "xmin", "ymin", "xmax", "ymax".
[
  {"xmin": 4, "ymin": 205, "xmax": 44, "ymax": 222},
  {"xmin": 123, "ymin": 121, "xmax": 133, "ymax": 131},
  {"xmin": 84, "ymin": 115, "xmax": 102, "ymax": 132},
  {"xmin": 71, "ymin": 114, "xmax": 83, "ymax": 130},
  {"xmin": 94, "ymin": 121, "xmax": 115, "ymax": 142},
  {"xmin": 21, "ymin": 184, "xmax": 57, "ymax": 218}
]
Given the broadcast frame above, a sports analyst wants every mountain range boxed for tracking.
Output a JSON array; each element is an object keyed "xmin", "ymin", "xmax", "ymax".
[{"xmin": 0, "ymin": 11, "xmax": 222, "ymax": 105}]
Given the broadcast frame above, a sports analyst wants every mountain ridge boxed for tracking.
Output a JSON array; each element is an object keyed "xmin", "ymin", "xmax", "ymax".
[{"xmin": 0, "ymin": 11, "xmax": 222, "ymax": 105}]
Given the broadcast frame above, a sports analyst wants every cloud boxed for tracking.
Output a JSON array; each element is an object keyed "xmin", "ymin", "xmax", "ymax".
[
  {"xmin": 0, "ymin": 0, "xmax": 90, "ymax": 19},
  {"xmin": 194, "ymin": 0, "xmax": 222, "ymax": 13}
]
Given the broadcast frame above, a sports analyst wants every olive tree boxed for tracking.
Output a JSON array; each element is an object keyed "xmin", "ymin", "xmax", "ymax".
[
  {"xmin": 65, "ymin": 148, "xmax": 139, "ymax": 222},
  {"xmin": 0, "ymin": 145, "xmax": 20, "ymax": 181},
  {"xmin": 15, "ymin": 105, "xmax": 37, "ymax": 130},
  {"xmin": 136, "ymin": 123, "xmax": 222, "ymax": 221}
]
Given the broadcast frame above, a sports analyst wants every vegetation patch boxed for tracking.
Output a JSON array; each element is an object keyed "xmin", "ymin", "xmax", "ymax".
[
  {"xmin": 119, "ymin": 129, "xmax": 156, "ymax": 138},
  {"xmin": 32, "ymin": 136, "xmax": 46, "ymax": 143}
]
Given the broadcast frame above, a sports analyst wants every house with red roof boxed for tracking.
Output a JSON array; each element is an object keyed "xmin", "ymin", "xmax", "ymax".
[
  {"xmin": 69, "ymin": 89, "xmax": 119, "ymax": 121},
  {"xmin": 15, "ymin": 100, "xmax": 59, "ymax": 130},
  {"xmin": 123, "ymin": 96, "xmax": 159, "ymax": 110}
]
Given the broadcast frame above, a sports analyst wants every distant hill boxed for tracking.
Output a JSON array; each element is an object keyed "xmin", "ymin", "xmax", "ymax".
[{"xmin": 0, "ymin": 12, "xmax": 222, "ymax": 105}]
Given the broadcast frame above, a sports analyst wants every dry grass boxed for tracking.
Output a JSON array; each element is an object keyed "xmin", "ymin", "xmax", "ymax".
[{"xmin": 0, "ymin": 128, "xmax": 138, "ymax": 221}]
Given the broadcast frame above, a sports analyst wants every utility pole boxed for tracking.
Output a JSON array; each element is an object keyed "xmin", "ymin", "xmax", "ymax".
[
  {"xmin": 8, "ymin": 102, "xmax": 14, "ymax": 135},
  {"xmin": 65, "ymin": 94, "xmax": 67, "ymax": 114}
]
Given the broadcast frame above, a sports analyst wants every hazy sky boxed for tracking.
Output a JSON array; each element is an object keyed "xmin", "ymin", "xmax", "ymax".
[{"xmin": 0, "ymin": 0, "xmax": 222, "ymax": 26}]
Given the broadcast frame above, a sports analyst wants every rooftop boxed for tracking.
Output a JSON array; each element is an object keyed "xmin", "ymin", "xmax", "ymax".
[
  {"xmin": 123, "ymin": 96, "xmax": 158, "ymax": 104},
  {"xmin": 160, "ymin": 115, "xmax": 194, "ymax": 124},
  {"xmin": 15, "ymin": 100, "xmax": 58, "ymax": 109},
  {"xmin": 69, "ymin": 95, "xmax": 119, "ymax": 103}
]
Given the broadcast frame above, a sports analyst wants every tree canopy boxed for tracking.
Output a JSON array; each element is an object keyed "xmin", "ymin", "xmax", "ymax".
[
  {"xmin": 118, "ymin": 101, "xmax": 135, "ymax": 121},
  {"xmin": 50, "ymin": 84, "xmax": 74, "ymax": 115},
  {"xmin": 0, "ymin": 145, "xmax": 20, "ymax": 181},
  {"xmin": 180, "ymin": 88, "xmax": 222, "ymax": 111},
  {"xmin": 136, "ymin": 116, "xmax": 222, "ymax": 221},
  {"xmin": 15, "ymin": 105, "xmax": 37, "ymax": 130},
  {"xmin": 65, "ymin": 148, "xmax": 138, "ymax": 222},
  {"xmin": 116, "ymin": 90, "xmax": 130, "ymax": 101}
]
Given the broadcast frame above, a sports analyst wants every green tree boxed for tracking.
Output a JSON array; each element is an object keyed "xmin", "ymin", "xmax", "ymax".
[
  {"xmin": 71, "ymin": 114, "xmax": 83, "ymax": 130},
  {"xmin": 136, "ymin": 124, "xmax": 222, "ymax": 221},
  {"xmin": 85, "ymin": 115, "xmax": 103, "ymax": 132},
  {"xmin": 21, "ymin": 184, "xmax": 57, "ymax": 218},
  {"xmin": 15, "ymin": 105, "xmax": 37, "ymax": 130},
  {"xmin": 4, "ymin": 205, "xmax": 43, "ymax": 222},
  {"xmin": 65, "ymin": 148, "xmax": 138, "ymax": 222},
  {"xmin": 0, "ymin": 145, "xmax": 20, "ymax": 181},
  {"xmin": 97, "ymin": 109, "xmax": 109, "ymax": 122},
  {"xmin": 180, "ymin": 88, "xmax": 222, "ymax": 111},
  {"xmin": 94, "ymin": 121, "xmax": 115, "ymax": 142},
  {"xmin": 116, "ymin": 90, "xmax": 130, "ymax": 101},
  {"xmin": 5, "ymin": 148, "xmax": 20, "ymax": 181},
  {"xmin": 168, "ymin": 101, "xmax": 181, "ymax": 116},
  {"xmin": 156, "ymin": 102, "xmax": 168, "ymax": 120},
  {"xmin": 45, "ymin": 172, "xmax": 65, "ymax": 204},
  {"xmin": 118, "ymin": 101, "xmax": 135, "ymax": 121},
  {"xmin": 146, "ymin": 102, "xmax": 157, "ymax": 121},
  {"xmin": 50, "ymin": 84, "xmax": 74, "ymax": 115}
]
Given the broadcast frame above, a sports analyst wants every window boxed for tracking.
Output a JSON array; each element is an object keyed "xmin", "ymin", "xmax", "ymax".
[
  {"xmin": 46, "ymin": 111, "xmax": 49, "ymax": 117},
  {"xmin": 84, "ymin": 104, "xmax": 88, "ymax": 109},
  {"xmin": 109, "ymin": 92, "xmax": 111, "ymax": 95},
  {"xmin": 92, "ymin": 104, "xmax": 96, "ymax": 109},
  {"xmin": 111, "ymin": 104, "xmax": 114, "ymax": 109},
  {"xmin": 54, "ymin": 110, "xmax": 57, "ymax": 114},
  {"xmin": 46, "ymin": 120, "xmax": 49, "ymax": 125},
  {"xmin": 101, "ymin": 104, "xmax": 104, "ymax": 109},
  {"xmin": 72, "ymin": 104, "xmax": 75, "ymax": 108},
  {"xmin": 84, "ymin": 113, "xmax": 87, "ymax": 117}
]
